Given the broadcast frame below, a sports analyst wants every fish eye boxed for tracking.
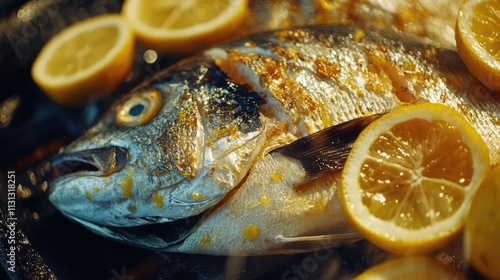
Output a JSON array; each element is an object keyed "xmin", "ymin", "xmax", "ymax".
[{"xmin": 116, "ymin": 89, "xmax": 162, "ymax": 127}]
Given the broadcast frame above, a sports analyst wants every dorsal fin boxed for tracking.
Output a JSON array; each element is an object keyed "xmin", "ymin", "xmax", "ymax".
[{"xmin": 271, "ymin": 114, "xmax": 384, "ymax": 185}]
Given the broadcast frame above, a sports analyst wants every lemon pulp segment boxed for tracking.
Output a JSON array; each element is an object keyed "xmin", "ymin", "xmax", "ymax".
[
  {"xmin": 45, "ymin": 26, "xmax": 119, "ymax": 77},
  {"xmin": 361, "ymin": 118, "xmax": 470, "ymax": 229},
  {"xmin": 471, "ymin": 0, "xmax": 500, "ymax": 59},
  {"xmin": 137, "ymin": 0, "xmax": 233, "ymax": 29}
]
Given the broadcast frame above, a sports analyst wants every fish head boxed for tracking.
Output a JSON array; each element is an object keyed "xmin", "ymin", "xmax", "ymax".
[
  {"xmin": 47, "ymin": 58, "xmax": 265, "ymax": 249},
  {"xmin": 47, "ymin": 87, "xmax": 201, "ymax": 248}
]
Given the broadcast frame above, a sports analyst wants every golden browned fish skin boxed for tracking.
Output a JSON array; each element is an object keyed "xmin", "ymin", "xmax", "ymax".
[
  {"xmin": 243, "ymin": 0, "xmax": 461, "ymax": 47},
  {"xmin": 216, "ymin": 26, "xmax": 500, "ymax": 165}
]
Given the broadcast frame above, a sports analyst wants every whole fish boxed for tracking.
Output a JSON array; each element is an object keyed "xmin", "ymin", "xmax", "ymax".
[{"xmin": 48, "ymin": 25, "xmax": 500, "ymax": 256}]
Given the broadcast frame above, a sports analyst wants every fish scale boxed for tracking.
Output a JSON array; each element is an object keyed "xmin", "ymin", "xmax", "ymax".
[
  {"xmin": 48, "ymin": 25, "xmax": 500, "ymax": 255},
  {"xmin": 218, "ymin": 27, "xmax": 500, "ymax": 164}
]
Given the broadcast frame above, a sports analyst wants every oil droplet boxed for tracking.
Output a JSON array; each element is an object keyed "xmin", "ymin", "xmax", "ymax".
[
  {"xmin": 191, "ymin": 192, "xmax": 204, "ymax": 200},
  {"xmin": 315, "ymin": 200, "xmax": 327, "ymax": 211},
  {"xmin": 17, "ymin": 8, "xmax": 34, "ymax": 22},
  {"xmin": 424, "ymin": 47, "xmax": 438, "ymax": 59},
  {"xmin": 85, "ymin": 191, "xmax": 93, "ymax": 201},
  {"xmin": 16, "ymin": 185, "xmax": 32, "ymax": 199},
  {"xmin": 28, "ymin": 171, "xmax": 37, "ymax": 186},
  {"xmin": 40, "ymin": 181, "xmax": 48, "ymax": 192},
  {"xmin": 317, "ymin": 0, "xmax": 336, "ymax": 10},
  {"xmin": 353, "ymin": 29, "xmax": 365, "ymax": 41},
  {"xmin": 242, "ymin": 224, "xmax": 260, "ymax": 240},
  {"xmin": 178, "ymin": 110, "xmax": 186, "ymax": 120},
  {"xmin": 152, "ymin": 192, "xmax": 164, "ymax": 208},
  {"xmin": 271, "ymin": 172, "xmax": 282, "ymax": 182},
  {"xmin": 121, "ymin": 176, "xmax": 133, "ymax": 198},
  {"xmin": 260, "ymin": 196, "xmax": 270, "ymax": 205},
  {"xmin": 143, "ymin": 49, "xmax": 158, "ymax": 64},
  {"xmin": 200, "ymin": 233, "xmax": 212, "ymax": 245}
]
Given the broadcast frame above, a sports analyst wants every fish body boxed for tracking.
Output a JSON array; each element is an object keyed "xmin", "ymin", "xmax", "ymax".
[
  {"xmin": 49, "ymin": 25, "xmax": 500, "ymax": 255},
  {"xmin": 244, "ymin": 0, "xmax": 460, "ymax": 47}
]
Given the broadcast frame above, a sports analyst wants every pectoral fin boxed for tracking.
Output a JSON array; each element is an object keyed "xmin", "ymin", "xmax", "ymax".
[
  {"xmin": 271, "ymin": 114, "xmax": 384, "ymax": 185},
  {"xmin": 271, "ymin": 233, "xmax": 362, "ymax": 254}
]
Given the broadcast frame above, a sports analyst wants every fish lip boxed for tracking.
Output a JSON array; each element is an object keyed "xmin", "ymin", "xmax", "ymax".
[
  {"xmin": 62, "ymin": 211, "xmax": 204, "ymax": 250},
  {"xmin": 48, "ymin": 145, "xmax": 129, "ymax": 186}
]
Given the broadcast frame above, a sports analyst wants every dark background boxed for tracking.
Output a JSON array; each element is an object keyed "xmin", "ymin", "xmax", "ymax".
[{"xmin": 0, "ymin": 1, "xmax": 487, "ymax": 279}]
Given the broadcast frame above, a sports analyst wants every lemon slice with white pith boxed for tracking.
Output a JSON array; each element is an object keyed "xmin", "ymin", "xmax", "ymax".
[
  {"xmin": 31, "ymin": 14, "xmax": 134, "ymax": 107},
  {"xmin": 456, "ymin": 0, "xmax": 500, "ymax": 91},
  {"xmin": 122, "ymin": 0, "xmax": 248, "ymax": 54},
  {"xmin": 338, "ymin": 103, "xmax": 490, "ymax": 255}
]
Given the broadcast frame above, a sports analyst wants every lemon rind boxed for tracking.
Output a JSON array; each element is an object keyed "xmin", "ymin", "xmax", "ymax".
[{"xmin": 356, "ymin": 256, "xmax": 466, "ymax": 279}]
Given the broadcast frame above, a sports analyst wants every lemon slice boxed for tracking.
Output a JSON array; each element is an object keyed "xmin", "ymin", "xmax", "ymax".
[
  {"xmin": 339, "ymin": 103, "xmax": 490, "ymax": 255},
  {"xmin": 465, "ymin": 165, "xmax": 500, "ymax": 279},
  {"xmin": 31, "ymin": 14, "xmax": 134, "ymax": 107},
  {"xmin": 456, "ymin": 0, "xmax": 500, "ymax": 91},
  {"xmin": 355, "ymin": 257, "xmax": 466, "ymax": 280},
  {"xmin": 122, "ymin": 0, "xmax": 248, "ymax": 54}
]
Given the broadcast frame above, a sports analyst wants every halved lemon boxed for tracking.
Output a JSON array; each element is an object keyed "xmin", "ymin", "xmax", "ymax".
[
  {"xmin": 456, "ymin": 0, "xmax": 500, "ymax": 91},
  {"xmin": 355, "ymin": 257, "xmax": 466, "ymax": 279},
  {"xmin": 31, "ymin": 14, "xmax": 134, "ymax": 107},
  {"xmin": 339, "ymin": 103, "xmax": 490, "ymax": 255},
  {"xmin": 464, "ymin": 165, "xmax": 500, "ymax": 279},
  {"xmin": 121, "ymin": 0, "xmax": 248, "ymax": 54}
]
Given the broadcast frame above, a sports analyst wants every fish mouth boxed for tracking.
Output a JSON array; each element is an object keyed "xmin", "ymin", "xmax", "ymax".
[
  {"xmin": 101, "ymin": 212, "xmax": 204, "ymax": 249},
  {"xmin": 49, "ymin": 146, "xmax": 129, "ymax": 183},
  {"xmin": 65, "ymin": 211, "xmax": 204, "ymax": 250}
]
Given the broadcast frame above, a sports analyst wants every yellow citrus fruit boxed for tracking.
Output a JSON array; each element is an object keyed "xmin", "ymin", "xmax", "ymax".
[
  {"xmin": 464, "ymin": 165, "xmax": 500, "ymax": 279},
  {"xmin": 121, "ymin": 0, "xmax": 248, "ymax": 54},
  {"xmin": 31, "ymin": 14, "xmax": 134, "ymax": 107},
  {"xmin": 339, "ymin": 103, "xmax": 490, "ymax": 255},
  {"xmin": 456, "ymin": 0, "xmax": 500, "ymax": 91},
  {"xmin": 355, "ymin": 256, "xmax": 466, "ymax": 280}
]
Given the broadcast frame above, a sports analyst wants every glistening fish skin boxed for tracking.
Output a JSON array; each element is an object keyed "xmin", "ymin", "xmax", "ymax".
[{"xmin": 48, "ymin": 25, "xmax": 500, "ymax": 256}]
